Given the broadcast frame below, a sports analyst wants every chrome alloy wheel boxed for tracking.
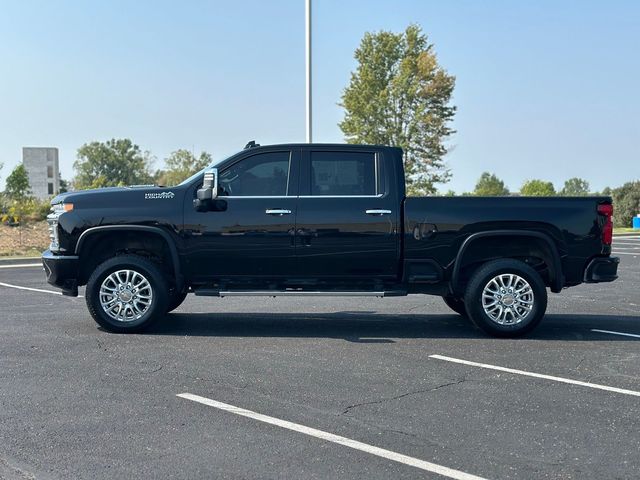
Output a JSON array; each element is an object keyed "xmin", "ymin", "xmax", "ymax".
[
  {"xmin": 481, "ymin": 273, "xmax": 534, "ymax": 325},
  {"xmin": 99, "ymin": 269, "xmax": 153, "ymax": 322}
]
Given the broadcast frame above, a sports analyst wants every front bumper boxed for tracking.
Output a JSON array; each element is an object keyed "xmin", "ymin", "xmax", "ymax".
[
  {"xmin": 42, "ymin": 250, "xmax": 80, "ymax": 296},
  {"xmin": 584, "ymin": 256, "xmax": 619, "ymax": 283}
]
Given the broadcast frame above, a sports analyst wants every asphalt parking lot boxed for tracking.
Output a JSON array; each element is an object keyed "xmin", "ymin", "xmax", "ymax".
[{"xmin": 1, "ymin": 237, "xmax": 639, "ymax": 479}]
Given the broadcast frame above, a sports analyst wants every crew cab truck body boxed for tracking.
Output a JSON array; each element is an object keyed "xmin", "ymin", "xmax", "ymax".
[{"xmin": 42, "ymin": 143, "xmax": 619, "ymax": 337}]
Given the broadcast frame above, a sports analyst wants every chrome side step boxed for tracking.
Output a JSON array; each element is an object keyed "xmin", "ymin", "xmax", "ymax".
[{"xmin": 194, "ymin": 290, "xmax": 406, "ymax": 298}]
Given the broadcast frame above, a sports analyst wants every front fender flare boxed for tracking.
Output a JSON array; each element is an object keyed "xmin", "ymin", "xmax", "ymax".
[{"xmin": 75, "ymin": 225, "xmax": 183, "ymax": 289}]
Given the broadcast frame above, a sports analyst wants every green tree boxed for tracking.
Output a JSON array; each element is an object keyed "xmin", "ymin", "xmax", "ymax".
[
  {"xmin": 520, "ymin": 179, "xmax": 556, "ymax": 196},
  {"xmin": 156, "ymin": 150, "xmax": 212, "ymax": 186},
  {"xmin": 473, "ymin": 172, "xmax": 509, "ymax": 196},
  {"xmin": 611, "ymin": 181, "xmax": 640, "ymax": 227},
  {"xmin": 59, "ymin": 176, "xmax": 69, "ymax": 193},
  {"xmin": 5, "ymin": 164, "xmax": 31, "ymax": 199},
  {"xmin": 560, "ymin": 177, "xmax": 590, "ymax": 196},
  {"xmin": 339, "ymin": 24, "xmax": 456, "ymax": 195},
  {"xmin": 73, "ymin": 138, "xmax": 153, "ymax": 189}
]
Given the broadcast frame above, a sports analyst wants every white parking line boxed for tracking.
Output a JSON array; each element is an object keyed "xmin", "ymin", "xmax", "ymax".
[
  {"xmin": 0, "ymin": 281, "xmax": 83, "ymax": 298},
  {"xmin": 177, "ymin": 393, "xmax": 488, "ymax": 480},
  {"xmin": 613, "ymin": 251, "xmax": 639, "ymax": 256},
  {"xmin": 0, "ymin": 263, "xmax": 42, "ymax": 269},
  {"xmin": 429, "ymin": 355, "xmax": 640, "ymax": 398},
  {"xmin": 592, "ymin": 329, "xmax": 640, "ymax": 339}
]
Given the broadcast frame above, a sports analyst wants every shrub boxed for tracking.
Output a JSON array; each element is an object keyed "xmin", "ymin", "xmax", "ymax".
[{"xmin": 611, "ymin": 181, "xmax": 640, "ymax": 228}]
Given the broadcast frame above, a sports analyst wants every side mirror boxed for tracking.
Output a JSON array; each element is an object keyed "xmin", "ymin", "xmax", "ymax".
[{"xmin": 194, "ymin": 167, "xmax": 218, "ymax": 211}]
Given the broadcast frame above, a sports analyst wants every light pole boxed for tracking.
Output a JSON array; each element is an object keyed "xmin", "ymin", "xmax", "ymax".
[{"xmin": 305, "ymin": 0, "xmax": 312, "ymax": 143}]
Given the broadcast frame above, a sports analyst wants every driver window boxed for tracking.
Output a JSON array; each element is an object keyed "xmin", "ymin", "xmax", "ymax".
[{"xmin": 219, "ymin": 151, "xmax": 290, "ymax": 196}]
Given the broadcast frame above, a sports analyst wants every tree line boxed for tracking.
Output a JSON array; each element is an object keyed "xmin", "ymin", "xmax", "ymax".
[{"xmin": 0, "ymin": 140, "xmax": 210, "ymax": 223}]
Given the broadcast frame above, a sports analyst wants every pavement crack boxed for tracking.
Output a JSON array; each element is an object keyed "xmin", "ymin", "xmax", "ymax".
[{"xmin": 341, "ymin": 378, "xmax": 466, "ymax": 415}]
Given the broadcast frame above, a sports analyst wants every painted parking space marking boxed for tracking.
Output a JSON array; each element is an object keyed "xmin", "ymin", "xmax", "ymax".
[
  {"xmin": 429, "ymin": 355, "xmax": 640, "ymax": 398},
  {"xmin": 591, "ymin": 329, "xmax": 640, "ymax": 339},
  {"xmin": 0, "ymin": 281, "xmax": 83, "ymax": 298},
  {"xmin": 177, "ymin": 393, "xmax": 489, "ymax": 480},
  {"xmin": 0, "ymin": 263, "xmax": 42, "ymax": 269}
]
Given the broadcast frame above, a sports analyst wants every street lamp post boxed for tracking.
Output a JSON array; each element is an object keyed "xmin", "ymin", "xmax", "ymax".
[{"xmin": 305, "ymin": 0, "xmax": 312, "ymax": 143}]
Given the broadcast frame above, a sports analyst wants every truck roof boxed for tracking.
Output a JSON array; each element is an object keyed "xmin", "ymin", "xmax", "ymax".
[{"xmin": 244, "ymin": 142, "xmax": 402, "ymax": 151}]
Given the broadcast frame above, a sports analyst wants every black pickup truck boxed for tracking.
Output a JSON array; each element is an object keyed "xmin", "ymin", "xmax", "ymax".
[{"xmin": 42, "ymin": 142, "xmax": 619, "ymax": 337}]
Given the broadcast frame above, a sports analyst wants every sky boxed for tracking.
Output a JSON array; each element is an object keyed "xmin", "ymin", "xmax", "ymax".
[{"xmin": 0, "ymin": 0, "xmax": 638, "ymax": 194}]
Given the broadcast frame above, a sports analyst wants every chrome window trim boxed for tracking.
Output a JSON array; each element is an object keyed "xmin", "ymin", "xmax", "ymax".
[
  {"xmin": 218, "ymin": 194, "xmax": 385, "ymax": 199},
  {"xmin": 219, "ymin": 195, "xmax": 293, "ymax": 199},
  {"xmin": 375, "ymin": 153, "xmax": 379, "ymax": 195},
  {"xmin": 298, "ymin": 194, "xmax": 384, "ymax": 199}
]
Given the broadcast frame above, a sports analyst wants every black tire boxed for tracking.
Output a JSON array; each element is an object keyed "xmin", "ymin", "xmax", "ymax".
[
  {"xmin": 442, "ymin": 295, "xmax": 467, "ymax": 316},
  {"xmin": 167, "ymin": 290, "xmax": 188, "ymax": 313},
  {"xmin": 86, "ymin": 255, "xmax": 169, "ymax": 333},
  {"xmin": 463, "ymin": 259, "xmax": 547, "ymax": 338}
]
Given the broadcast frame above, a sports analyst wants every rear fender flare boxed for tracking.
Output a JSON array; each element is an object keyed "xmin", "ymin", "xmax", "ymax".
[{"xmin": 450, "ymin": 230, "xmax": 563, "ymax": 295}]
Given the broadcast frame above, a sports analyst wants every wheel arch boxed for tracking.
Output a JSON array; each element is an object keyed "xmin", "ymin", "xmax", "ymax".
[
  {"xmin": 450, "ymin": 230, "xmax": 563, "ymax": 296},
  {"xmin": 75, "ymin": 225, "xmax": 183, "ymax": 289}
]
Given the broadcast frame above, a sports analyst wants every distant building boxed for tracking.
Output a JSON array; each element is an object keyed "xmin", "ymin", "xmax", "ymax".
[{"xmin": 22, "ymin": 147, "xmax": 60, "ymax": 199}]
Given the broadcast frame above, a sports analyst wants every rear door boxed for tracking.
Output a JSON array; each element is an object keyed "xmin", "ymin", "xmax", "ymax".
[{"xmin": 294, "ymin": 148, "xmax": 400, "ymax": 280}]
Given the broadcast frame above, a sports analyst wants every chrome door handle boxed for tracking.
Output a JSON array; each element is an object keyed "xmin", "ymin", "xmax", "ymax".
[
  {"xmin": 265, "ymin": 209, "xmax": 292, "ymax": 216},
  {"xmin": 365, "ymin": 209, "xmax": 392, "ymax": 215}
]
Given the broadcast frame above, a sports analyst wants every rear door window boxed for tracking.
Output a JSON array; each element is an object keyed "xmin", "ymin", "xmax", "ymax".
[{"xmin": 310, "ymin": 151, "xmax": 377, "ymax": 196}]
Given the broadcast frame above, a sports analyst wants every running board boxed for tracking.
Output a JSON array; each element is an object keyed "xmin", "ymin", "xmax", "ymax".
[{"xmin": 194, "ymin": 290, "xmax": 406, "ymax": 298}]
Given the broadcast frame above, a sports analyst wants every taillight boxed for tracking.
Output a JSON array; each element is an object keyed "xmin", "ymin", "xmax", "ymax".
[{"xmin": 597, "ymin": 204, "xmax": 613, "ymax": 245}]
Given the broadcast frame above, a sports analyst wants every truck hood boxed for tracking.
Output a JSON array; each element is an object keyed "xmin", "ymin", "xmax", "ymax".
[{"xmin": 51, "ymin": 185, "xmax": 179, "ymax": 208}]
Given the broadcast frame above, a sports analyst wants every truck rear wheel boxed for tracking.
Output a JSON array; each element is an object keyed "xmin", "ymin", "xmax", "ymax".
[
  {"xmin": 86, "ymin": 255, "xmax": 169, "ymax": 333},
  {"xmin": 464, "ymin": 259, "xmax": 547, "ymax": 337},
  {"xmin": 442, "ymin": 295, "xmax": 467, "ymax": 316}
]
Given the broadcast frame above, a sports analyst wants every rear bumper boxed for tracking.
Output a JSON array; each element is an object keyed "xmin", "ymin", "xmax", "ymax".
[
  {"xmin": 584, "ymin": 256, "xmax": 619, "ymax": 283},
  {"xmin": 42, "ymin": 250, "xmax": 80, "ymax": 296}
]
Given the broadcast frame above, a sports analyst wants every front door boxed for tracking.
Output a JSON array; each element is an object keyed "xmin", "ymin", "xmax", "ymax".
[
  {"xmin": 183, "ymin": 149, "xmax": 299, "ymax": 282},
  {"xmin": 294, "ymin": 148, "xmax": 400, "ymax": 280}
]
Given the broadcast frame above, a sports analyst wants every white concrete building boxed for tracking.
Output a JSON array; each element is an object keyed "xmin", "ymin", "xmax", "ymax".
[{"xmin": 22, "ymin": 147, "xmax": 60, "ymax": 199}]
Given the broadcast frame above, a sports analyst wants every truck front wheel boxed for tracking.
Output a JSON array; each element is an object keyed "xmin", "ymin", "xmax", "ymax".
[
  {"xmin": 86, "ymin": 255, "xmax": 169, "ymax": 333},
  {"xmin": 464, "ymin": 259, "xmax": 547, "ymax": 337}
]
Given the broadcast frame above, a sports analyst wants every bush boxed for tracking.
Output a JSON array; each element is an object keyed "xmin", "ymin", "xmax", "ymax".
[
  {"xmin": 611, "ymin": 181, "xmax": 640, "ymax": 228},
  {"xmin": 0, "ymin": 197, "xmax": 51, "ymax": 225}
]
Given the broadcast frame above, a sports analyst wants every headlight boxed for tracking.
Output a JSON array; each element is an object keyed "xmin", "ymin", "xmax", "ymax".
[
  {"xmin": 52, "ymin": 203, "xmax": 74, "ymax": 214},
  {"xmin": 47, "ymin": 203, "xmax": 73, "ymax": 251}
]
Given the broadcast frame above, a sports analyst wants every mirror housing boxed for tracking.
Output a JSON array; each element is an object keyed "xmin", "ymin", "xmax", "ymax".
[{"xmin": 194, "ymin": 167, "xmax": 218, "ymax": 211}]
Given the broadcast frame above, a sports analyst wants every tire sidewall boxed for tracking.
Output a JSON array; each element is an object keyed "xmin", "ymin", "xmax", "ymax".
[
  {"xmin": 87, "ymin": 256, "xmax": 168, "ymax": 333},
  {"xmin": 464, "ymin": 260, "xmax": 547, "ymax": 337}
]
